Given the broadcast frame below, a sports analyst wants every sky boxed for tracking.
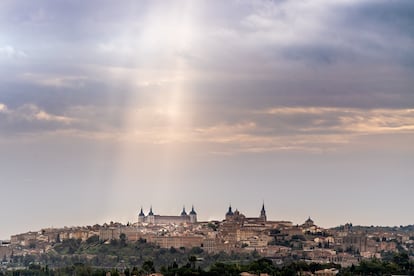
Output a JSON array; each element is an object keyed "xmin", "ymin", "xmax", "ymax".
[{"xmin": 0, "ymin": 0, "xmax": 413, "ymax": 239}]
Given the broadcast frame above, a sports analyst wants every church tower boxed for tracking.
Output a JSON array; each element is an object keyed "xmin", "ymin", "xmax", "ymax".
[{"xmin": 260, "ymin": 203, "xmax": 267, "ymax": 222}]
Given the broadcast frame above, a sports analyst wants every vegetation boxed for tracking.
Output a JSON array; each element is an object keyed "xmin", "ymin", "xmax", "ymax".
[
  {"xmin": 3, "ymin": 236, "xmax": 414, "ymax": 275},
  {"xmin": 23, "ymin": 238, "xmax": 260, "ymax": 269},
  {"xmin": 2, "ymin": 254, "xmax": 414, "ymax": 276},
  {"xmin": 1, "ymin": 259, "xmax": 339, "ymax": 276}
]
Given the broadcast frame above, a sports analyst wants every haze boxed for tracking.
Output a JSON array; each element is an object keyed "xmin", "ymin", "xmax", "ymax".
[{"xmin": 1, "ymin": 0, "xmax": 413, "ymax": 239}]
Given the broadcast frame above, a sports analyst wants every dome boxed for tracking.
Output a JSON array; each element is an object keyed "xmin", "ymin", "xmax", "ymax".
[
  {"xmin": 306, "ymin": 216, "xmax": 313, "ymax": 223},
  {"xmin": 189, "ymin": 206, "xmax": 197, "ymax": 215},
  {"xmin": 226, "ymin": 205, "xmax": 234, "ymax": 216},
  {"xmin": 304, "ymin": 216, "xmax": 314, "ymax": 226}
]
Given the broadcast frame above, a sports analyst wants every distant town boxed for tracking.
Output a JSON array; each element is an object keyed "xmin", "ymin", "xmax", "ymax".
[{"xmin": 1, "ymin": 204, "xmax": 414, "ymax": 275}]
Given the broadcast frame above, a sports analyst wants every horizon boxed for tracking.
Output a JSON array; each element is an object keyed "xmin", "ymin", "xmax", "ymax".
[
  {"xmin": 2, "ymin": 203, "xmax": 413, "ymax": 240},
  {"xmin": 1, "ymin": 0, "xmax": 413, "ymax": 240}
]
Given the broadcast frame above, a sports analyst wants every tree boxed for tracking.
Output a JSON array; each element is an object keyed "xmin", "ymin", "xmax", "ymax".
[
  {"xmin": 189, "ymin": 246, "xmax": 203, "ymax": 254},
  {"xmin": 119, "ymin": 233, "xmax": 127, "ymax": 247},
  {"xmin": 86, "ymin": 234, "xmax": 99, "ymax": 244},
  {"xmin": 189, "ymin": 255, "xmax": 197, "ymax": 269},
  {"xmin": 131, "ymin": 266, "xmax": 139, "ymax": 276},
  {"xmin": 248, "ymin": 258, "xmax": 276, "ymax": 274},
  {"xmin": 393, "ymin": 252, "xmax": 410, "ymax": 271},
  {"xmin": 110, "ymin": 239, "xmax": 118, "ymax": 246},
  {"xmin": 142, "ymin": 260, "xmax": 155, "ymax": 274}
]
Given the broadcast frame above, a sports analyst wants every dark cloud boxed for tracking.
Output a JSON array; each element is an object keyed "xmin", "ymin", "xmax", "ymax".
[
  {"xmin": 0, "ymin": 80, "xmax": 131, "ymax": 111},
  {"xmin": 318, "ymin": 1, "xmax": 414, "ymax": 68},
  {"xmin": 341, "ymin": 0, "xmax": 414, "ymax": 38},
  {"xmin": 0, "ymin": 0, "xmax": 150, "ymax": 41}
]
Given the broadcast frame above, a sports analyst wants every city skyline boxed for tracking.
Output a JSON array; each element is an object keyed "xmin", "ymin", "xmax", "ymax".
[
  {"xmin": 1, "ymin": 0, "xmax": 413, "ymax": 239},
  {"xmin": 1, "ymin": 202, "xmax": 412, "ymax": 240}
]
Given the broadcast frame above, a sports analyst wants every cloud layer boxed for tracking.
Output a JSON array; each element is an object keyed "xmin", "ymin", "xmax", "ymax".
[
  {"xmin": 1, "ymin": 0, "xmax": 413, "ymax": 238},
  {"xmin": 1, "ymin": 0, "xmax": 413, "ymax": 151}
]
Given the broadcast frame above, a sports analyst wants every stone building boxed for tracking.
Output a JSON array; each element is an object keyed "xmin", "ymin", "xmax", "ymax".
[
  {"xmin": 138, "ymin": 206, "xmax": 197, "ymax": 225},
  {"xmin": 220, "ymin": 204, "xmax": 269, "ymax": 246},
  {"xmin": 149, "ymin": 235, "xmax": 204, "ymax": 249},
  {"xmin": 225, "ymin": 203, "xmax": 267, "ymax": 224}
]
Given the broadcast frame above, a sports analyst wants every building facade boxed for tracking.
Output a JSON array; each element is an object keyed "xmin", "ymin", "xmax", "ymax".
[{"xmin": 138, "ymin": 206, "xmax": 197, "ymax": 225}]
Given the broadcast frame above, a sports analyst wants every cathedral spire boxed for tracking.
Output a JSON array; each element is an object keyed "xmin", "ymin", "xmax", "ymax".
[{"xmin": 260, "ymin": 202, "xmax": 267, "ymax": 221}]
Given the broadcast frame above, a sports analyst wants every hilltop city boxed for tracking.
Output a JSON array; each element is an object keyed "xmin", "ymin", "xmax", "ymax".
[{"xmin": 1, "ymin": 204, "xmax": 414, "ymax": 275}]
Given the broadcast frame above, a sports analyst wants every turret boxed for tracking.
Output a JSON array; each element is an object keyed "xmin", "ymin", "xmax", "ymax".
[
  {"xmin": 189, "ymin": 205, "xmax": 197, "ymax": 223},
  {"xmin": 138, "ymin": 207, "xmax": 145, "ymax": 223},
  {"xmin": 181, "ymin": 206, "xmax": 187, "ymax": 216},
  {"xmin": 147, "ymin": 206, "xmax": 155, "ymax": 224},
  {"xmin": 148, "ymin": 206, "xmax": 154, "ymax": 216}
]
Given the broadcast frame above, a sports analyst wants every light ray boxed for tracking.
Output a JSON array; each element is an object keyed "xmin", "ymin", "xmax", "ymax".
[{"xmin": 108, "ymin": 1, "xmax": 200, "ymax": 212}]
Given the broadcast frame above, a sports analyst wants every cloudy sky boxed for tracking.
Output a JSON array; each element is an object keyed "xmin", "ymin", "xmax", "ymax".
[{"xmin": 1, "ymin": 0, "xmax": 413, "ymax": 239}]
